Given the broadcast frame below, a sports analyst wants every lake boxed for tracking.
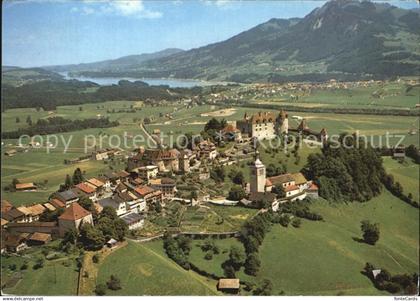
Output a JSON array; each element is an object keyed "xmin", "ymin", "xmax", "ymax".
[{"xmin": 59, "ymin": 72, "xmax": 215, "ymax": 88}]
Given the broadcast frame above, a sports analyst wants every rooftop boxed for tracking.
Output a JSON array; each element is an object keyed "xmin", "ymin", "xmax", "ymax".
[
  {"xmin": 58, "ymin": 203, "xmax": 91, "ymax": 221},
  {"xmin": 218, "ymin": 278, "xmax": 240, "ymax": 289}
]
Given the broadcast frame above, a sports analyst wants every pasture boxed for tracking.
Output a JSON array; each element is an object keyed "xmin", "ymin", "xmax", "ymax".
[
  {"xmin": 96, "ymin": 240, "xmax": 220, "ymax": 296},
  {"xmin": 383, "ymin": 157, "xmax": 419, "ymax": 201},
  {"xmin": 181, "ymin": 191, "xmax": 419, "ymax": 295}
]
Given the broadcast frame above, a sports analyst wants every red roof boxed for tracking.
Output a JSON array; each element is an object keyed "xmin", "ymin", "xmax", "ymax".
[
  {"xmin": 265, "ymin": 179, "xmax": 272, "ymax": 186},
  {"xmin": 50, "ymin": 198, "xmax": 65, "ymax": 209},
  {"xmin": 76, "ymin": 182, "xmax": 96, "ymax": 194},
  {"xmin": 58, "ymin": 203, "xmax": 91, "ymax": 221},
  {"xmin": 308, "ymin": 183, "xmax": 319, "ymax": 191},
  {"xmin": 285, "ymin": 185, "xmax": 299, "ymax": 192},
  {"xmin": 134, "ymin": 186, "xmax": 155, "ymax": 197}
]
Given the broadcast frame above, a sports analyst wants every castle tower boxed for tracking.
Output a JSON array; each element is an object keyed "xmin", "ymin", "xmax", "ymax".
[{"xmin": 250, "ymin": 154, "xmax": 266, "ymax": 193}]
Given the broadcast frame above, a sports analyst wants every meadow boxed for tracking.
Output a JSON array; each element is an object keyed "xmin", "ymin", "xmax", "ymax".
[
  {"xmin": 96, "ymin": 240, "xmax": 220, "ymax": 296},
  {"xmin": 186, "ymin": 191, "xmax": 419, "ymax": 296},
  {"xmin": 383, "ymin": 157, "xmax": 419, "ymax": 201}
]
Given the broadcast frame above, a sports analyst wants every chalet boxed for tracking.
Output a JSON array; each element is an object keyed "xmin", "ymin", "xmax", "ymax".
[
  {"xmin": 74, "ymin": 182, "xmax": 98, "ymax": 202},
  {"xmin": 120, "ymin": 212, "xmax": 145, "ymax": 230},
  {"xmin": 134, "ymin": 186, "xmax": 163, "ymax": 204},
  {"xmin": 98, "ymin": 195, "xmax": 127, "ymax": 216},
  {"xmin": 48, "ymin": 198, "xmax": 66, "ymax": 210},
  {"xmin": 4, "ymin": 233, "xmax": 28, "ymax": 253},
  {"xmin": 87, "ymin": 178, "xmax": 106, "ymax": 194},
  {"xmin": 58, "ymin": 203, "xmax": 93, "ymax": 237},
  {"xmin": 115, "ymin": 182, "xmax": 128, "ymax": 194},
  {"xmin": 27, "ymin": 232, "xmax": 52, "ymax": 246},
  {"xmin": 43, "ymin": 202, "xmax": 57, "ymax": 212},
  {"xmin": 149, "ymin": 178, "xmax": 176, "ymax": 199},
  {"xmin": 24, "ymin": 204, "xmax": 46, "ymax": 221},
  {"xmin": 217, "ymin": 278, "xmax": 240, "ymax": 294},
  {"xmin": 54, "ymin": 189, "xmax": 79, "ymax": 207},
  {"xmin": 97, "ymin": 176, "xmax": 112, "ymax": 190},
  {"xmin": 15, "ymin": 183, "xmax": 37, "ymax": 191},
  {"xmin": 3, "ymin": 208, "xmax": 27, "ymax": 223}
]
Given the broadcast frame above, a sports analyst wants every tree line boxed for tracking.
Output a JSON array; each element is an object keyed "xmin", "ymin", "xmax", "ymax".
[{"xmin": 2, "ymin": 116, "xmax": 119, "ymax": 139}]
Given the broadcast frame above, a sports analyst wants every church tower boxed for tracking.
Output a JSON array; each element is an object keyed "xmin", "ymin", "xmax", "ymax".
[{"xmin": 250, "ymin": 153, "xmax": 266, "ymax": 193}]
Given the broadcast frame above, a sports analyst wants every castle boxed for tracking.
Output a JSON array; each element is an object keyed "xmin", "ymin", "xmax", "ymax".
[{"xmin": 236, "ymin": 110, "xmax": 288, "ymax": 140}]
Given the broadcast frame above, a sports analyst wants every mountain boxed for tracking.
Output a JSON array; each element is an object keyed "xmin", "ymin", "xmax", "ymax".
[
  {"xmin": 51, "ymin": 0, "xmax": 420, "ymax": 82},
  {"xmin": 45, "ymin": 48, "xmax": 184, "ymax": 73},
  {"xmin": 2, "ymin": 67, "xmax": 64, "ymax": 86}
]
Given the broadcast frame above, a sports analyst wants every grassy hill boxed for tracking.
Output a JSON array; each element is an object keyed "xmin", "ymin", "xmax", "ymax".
[
  {"xmin": 96, "ymin": 241, "xmax": 220, "ymax": 296},
  {"xmin": 187, "ymin": 191, "xmax": 419, "ymax": 295}
]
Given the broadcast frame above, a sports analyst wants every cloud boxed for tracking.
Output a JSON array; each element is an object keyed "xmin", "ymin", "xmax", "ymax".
[
  {"xmin": 80, "ymin": 0, "xmax": 163, "ymax": 19},
  {"xmin": 201, "ymin": 0, "xmax": 238, "ymax": 9}
]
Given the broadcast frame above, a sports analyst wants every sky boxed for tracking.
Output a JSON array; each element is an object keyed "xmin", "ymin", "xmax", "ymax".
[{"xmin": 2, "ymin": 0, "xmax": 419, "ymax": 67}]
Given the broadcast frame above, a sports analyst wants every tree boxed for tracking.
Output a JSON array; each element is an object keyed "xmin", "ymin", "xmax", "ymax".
[
  {"xmin": 228, "ymin": 185, "xmax": 246, "ymax": 201},
  {"xmin": 95, "ymin": 283, "xmax": 107, "ymax": 296},
  {"xmin": 232, "ymin": 171, "xmax": 245, "ymax": 186},
  {"xmin": 361, "ymin": 220, "xmax": 380, "ymax": 245},
  {"xmin": 33, "ymin": 258, "xmax": 44, "ymax": 270},
  {"xmin": 15, "ymin": 117, "xmax": 20, "ymax": 123},
  {"xmin": 223, "ymin": 263, "xmax": 236, "ymax": 278},
  {"xmin": 79, "ymin": 197, "xmax": 95, "ymax": 213},
  {"xmin": 107, "ymin": 275, "xmax": 122, "ymax": 290},
  {"xmin": 229, "ymin": 246, "xmax": 246, "ymax": 270},
  {"xmin": 64, "ymin": 174, "xmax": 73, "ymax": 189},
  {"xmin": 245, "ymin": 253, "xmax": 261, "ymax": 276},
  {"xmin": 210, "ymin": 166, "xmax": 225, "ymax": 183},
  {"xmin": 291, "ymin": 218, "xmax": 302, "ymax": 228},
  {"xmin": 62, "ymin": 228, "xmax": 78, "ymax": 245},
  {"xmin": 79, "ymin": 223, "xmax": 105, "ymax": 250},
  {"xmin": 26, "ymin": 115, "xmax": 32, "ymax": 126},
  {"xmin": 253, "ymin": 279, "xmax": 273, "ymax": 296},
  {"xmin": 72, "ymin": 168, "xmax": 84, "ymax": 185},
  {"xmin": 79, "ymin": 106, "xmax": 83, "ymax": 111},
  {"xmin": 272, "ymin": 185, "xmax": 286, "ymax": 199}
]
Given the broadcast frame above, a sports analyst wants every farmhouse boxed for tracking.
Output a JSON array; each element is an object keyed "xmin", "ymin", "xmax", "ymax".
[
  {"xmin": 128, "ymin": 148, "xmax": 182, "ymax": 172},
  {"xmin": 27, "ymin": 232, "xmax": 52, "ymax": 246},
  {"xmin": 120, "ymin": 212, "xmax": 145, "ymax": 230},
  {"xmin": 217, "ymin": 278, "xmax": 240, "ymax": 294},
  {"xmin": 54, "ymin": 189, "xmax": 79, "ymax": 207},
  {"xmin": 15, "ymin": 183, "xmax": 37, "ymax": 191},
  {"xmin": 3, "ymin": 208, "xmax": 28, "ymax": 223},
  {"xmin": 4, "ymin": 233, "xmax": 28, "ymax": 253},
  {"xmin": 58, "ymin": 203, "xmax": 93, "ymax": 237}
]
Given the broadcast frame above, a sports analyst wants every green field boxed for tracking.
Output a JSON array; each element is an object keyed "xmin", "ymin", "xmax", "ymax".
[
  {"xmin": 383, "ymin": 157, "xmax": 419, "ymax": 201},
  {"xmin": 184, "ymin": 191, "xmax": 419, "ymax": 295},
  {"xmin": 1, "ymin": 242, "xmax": 79, "ymax": 295},
  {"xmin": 96, "ymin": 240, "xmax": 220, "ymax": 296}
]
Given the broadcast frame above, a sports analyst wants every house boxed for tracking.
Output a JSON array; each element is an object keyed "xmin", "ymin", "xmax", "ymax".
[
  {"xmin": 135, "ymin": 165, "xmax": 159, "ymax": 181},
  {"xmin": 128, "ymin": 148, "xmax": 181, "ymax": 172},
  {"xmin": 268, "ymin": 174, "xmax": 295, "ymax": 188},
  {"xmin": 74, "ymin": 182, "xmax": 97, "ymax": 202},
  {"xmin": 54, "ymin": 189, "xmax": 79, "ymax": 207},
  {"xmin": 15, "ymin": 183, "xmax": 37, "ymax": 191},
  {"xmin": 134, "ymin": 186, "xmax": 163, "ymax": 204},
  {"xmin": 43, "ymin": 202, "xmax": 57, "ymax": 212},
  {"xmin": 98, "ymin": 195, "xmax": 127, "ymax": 216},
  {"xmin": 97, "ymin": 176, "xmax": 112, "ymax": 191},
  {"xmin": 290, "ymin": 173, "xmax": 309, "ymax": 190},
  {"xmin": 149, "ymin": 178, "xmax": 176, "ymax": 199},
  {"xmin": 217, "ymin": 278, "xmax": 240, "ymax": 294},
  {"xmin": 58, "ymin": 203, "xmax": 94, "ymax": 237},
  {"xmin": 5, "ymin": 149, "xmax": 17, "ymax": 157},
  {"xmin": 393, "ymin": 146, "xmax": 405, "ymax": 159},
  {"xmin": 307, "ymin": 182, "xmax": 319, "ymax": 198},
  {"xmin": 1, "ymin": 200, "xmax": 13, "ymax": 214},
  {"xmin": 1, "ymin": 218, "xmax": 9, "ymax": 229},
  {"xmin": 25, "ymin": 204, "xmax": 46, "ymax": 221},
  {"xmin": 4, "ymin": 233, "xmax": 28, "ymax": 253},
  {"xmin": 87, "ymin": 178, "xmax": 105, "ymax": 194},
  {"xmin": 120, "ymin": 212, "xmax": 145, "ymax": 230},
  {"xmin": 3, "ymin": 208, "xmax": 27, "ymax": 223},
  {"xmin": 119, "ymin": 191, "xmax": 147, "ymax": 214},
  {"xmin": 285, "ymin": 185, "xmax": 301, "ymax": 198},
  {"xmin": 248, "ymin": 192, "xmax": 279, "ymax": 211},
  {"xmin": 195, "ymin": 140, "xmax": 218, "ymax": 160},
  {"xmin": 92, "ymin": 149, "xmax": 109, "ymax": 160},
  {"xmin": 27, "ymin": 232, "xmax": 52, "ymax": 246},
  {"xmin": 49, "ymin": 198, "xmax": 66, "ymax": 210}
]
